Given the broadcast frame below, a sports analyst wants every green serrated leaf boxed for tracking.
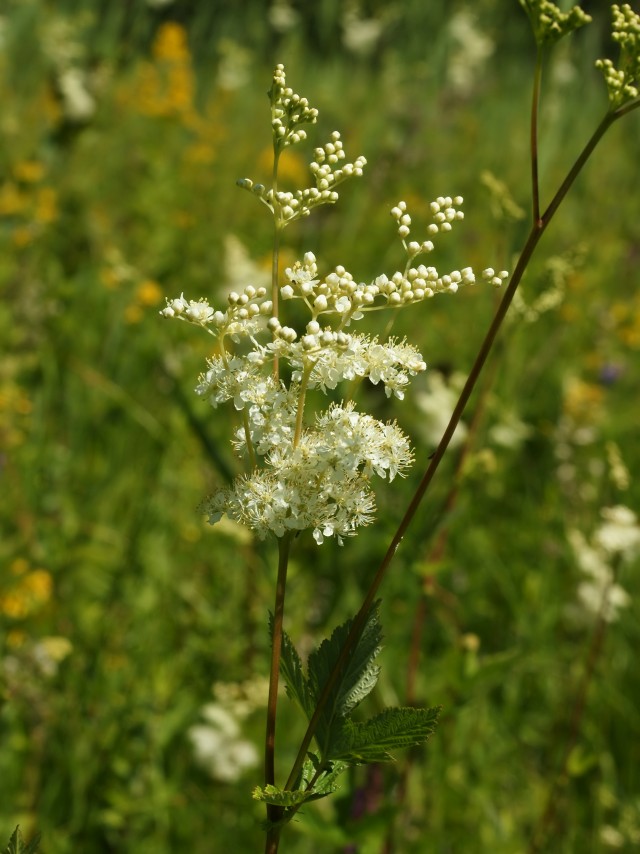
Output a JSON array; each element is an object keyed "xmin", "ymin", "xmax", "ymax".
[
  {"xmin": 3, "ymin": 827, "xmax": 40, "ymax": 854},
  {"xmin": 329, "ymin": 705, "xmax": 441, "ymax": 763},
  {"xmin": 280, "ymin": 627, "xmax": 314, "ymax": 718},
  {"xmin": 4, "ymin": 827, "xmax": 19, "ymax": 854},
  {"xmin": 22, "ymin": 837, "xmax": 40, "ymax": 854},
  {"xmin": 307, "ymin": 602, "xmax": 383, "ymax": 746},
  {"xmin": 299, "ymin": 755, "xmax": 349, "ymax": 800}
]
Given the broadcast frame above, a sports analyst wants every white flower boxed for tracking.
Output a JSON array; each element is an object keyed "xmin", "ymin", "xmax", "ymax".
[
  {"xmin": 415, "ymin": 372, "xmax": 468, "ymax": 448},
  {"xmin": 188, "ymin": 702, "xmax": 259, "ymax": 782},
  {"xmin": 594, "ymin": 505, "xmax": 640, "ymax": 558},
  {"xmin": 58, "ymin": 67, "xmax": 95, "ymax": 121},
  {"xmin": 568, "ymin": 506, "xmax": 638, "ymax": 623}
]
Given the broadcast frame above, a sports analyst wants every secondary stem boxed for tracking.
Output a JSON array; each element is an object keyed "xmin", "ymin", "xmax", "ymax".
[
  {"xmin": 264, "ymin": 532, "xmax": 292, "ymax": 843},
  {"xmin": 531, "ymin": 49, "xmax": 543, "ymax": 225},
  {"xmin": 293, "ymin": 362, "xmax": 313, "ymax": 448},
  {"xmin": 272, "ymin": 147, "xmax": 282, "ymax": 382}
]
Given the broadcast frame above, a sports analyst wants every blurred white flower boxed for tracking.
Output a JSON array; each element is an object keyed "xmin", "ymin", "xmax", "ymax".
[
  {"xmin": 217, "ymin": 39, "xmax": 251, "ymax": 91},
  {"xmin": 342, "ymin": 5, "xmax": 383, "ymax": 56},
  {"xmin": 568, "ymin": 505, "xmax": 639, "ymax": 623},
  {"xmin": 269, "ymin": 0, "xmax": 299, "ymax": 32},
  {"xmin": 188, "ymin": 702, "xmax": 259, "ymax": 782},
  {"xmin": 489, "ymin": 410, "xmax": 532, "ymax": 450},
  {"xmin": 447, "ymin": 9, "xmax": 494, "ymax": 96},
  {"xmin": 595, "ymin": 506, "xmax": 640, "ymax": 557},
  {"xmin": 414, "ymin": 371, "xmax": 468, "ymax": 449},
  {"xmin": 33, "ymin": 636, "xmax": 73, "ymax": 677},
  {"xmin": 223, "ymin": 235, "xmax": 270, "ymax": 294},
  {"xmin": 58, "ymin": 67, "xmax": 95, "ymax": 121}
]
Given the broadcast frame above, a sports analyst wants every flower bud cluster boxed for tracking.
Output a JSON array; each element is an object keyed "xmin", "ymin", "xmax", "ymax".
[
  {"xmin": 481, "ymin": 268, "xmax": 510, "ymax": 288},
  {"xmin": 270, "ymin": 63, "xmax": 319, "ymax": 149},
  {"xmin": 391, "ymin": 196, "xmax": 463, "ymax": 245},
  {"xmin": 310, "ymin": 132, "xmax": 367, "ymax": 194},
  {"xmin": 276, "ymin": 200, "xmax": 507, "ymax": 327},
  {"xmin": 596, "ymin": 4, "xmax": 640, "ymax": 108},
  {"xmin": 237, "ymin": 135, "xmax": 366, "ymax": 227},
  {"xmin": 160, "ymin": 284, "xmax": 273, "ymax": 341},
  {"xmin": 519, "ymin": 0, "xmax": 591, "ymax": 46}
]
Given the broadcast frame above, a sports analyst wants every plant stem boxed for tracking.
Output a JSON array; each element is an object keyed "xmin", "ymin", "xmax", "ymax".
[
  {"xmin": 283, "ymin": 109, "xmax": 620, "ymax": 796},
  {"xmin": 531, "ymin": 48, "xmax": 544, "ymax": 225},
  {"xmin": 293, "ymin": 362, "xmax": 313, "ymax": 448},
  {"xmin": 272, "ymin": 147, "xmax": 282, "ymax": 382},
  {"xmin": 242, "ymin": 409, "xmax": 257, "ymax": 470},
  {"xmin": 264, "ymin": 532, "xmax": 292, "ymax": 842}
]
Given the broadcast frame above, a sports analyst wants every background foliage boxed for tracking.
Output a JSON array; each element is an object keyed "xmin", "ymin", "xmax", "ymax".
[{"xmin": 1, "ymin": 1, "xmax": 639, "ymax": 851}]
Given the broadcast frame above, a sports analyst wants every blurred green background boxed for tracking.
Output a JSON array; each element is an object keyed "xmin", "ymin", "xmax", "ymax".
[{"xmin": 1, "ymin": 1, "xmax": 639, "ymax": 852}]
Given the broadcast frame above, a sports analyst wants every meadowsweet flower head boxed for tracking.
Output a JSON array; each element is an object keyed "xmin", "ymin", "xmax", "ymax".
[
  {"xmin": 519, "ymin": 0, "xmax": 591, "ymax": 47},
  {"xmin": 596, "ymin": 4, "xmax": 640, "ymax": 109},
  {"xmin": 162, "ymin": 65, "xmax": 507, "ymax": 545}
]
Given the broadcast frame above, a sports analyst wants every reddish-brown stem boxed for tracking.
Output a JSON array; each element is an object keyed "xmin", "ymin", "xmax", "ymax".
[
  {"xmin": 264, "ymin": 533, "xmax": 292, "ymax": 849},
  {"xmin": 530, "ymin": 49, "xmax": 543, "ymax": 225}
]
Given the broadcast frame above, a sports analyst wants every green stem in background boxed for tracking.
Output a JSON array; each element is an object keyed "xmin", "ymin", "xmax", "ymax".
[
  {"xmin": 527, "ymin": 560, "xmax": 620, "ymax": 854},
  {"xmin": 530, "ymin": 47, "xmax": 544, "ymax": 225},
  {"xmin": 264, "ymin": 532, "xmax": 293, "ymax": 850},
  {"xmin": 405, "ymin": 348, "xmax": 500, "ymax": 705},
  {"xmin": 283, "ymin": 108, "xmax": 623, "ymax": 796}
]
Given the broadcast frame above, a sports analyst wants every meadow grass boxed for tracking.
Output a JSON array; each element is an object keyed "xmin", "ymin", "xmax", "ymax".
[{"xmin": 1, "ymin": 3, "xmax": 640, "ymax": 852}]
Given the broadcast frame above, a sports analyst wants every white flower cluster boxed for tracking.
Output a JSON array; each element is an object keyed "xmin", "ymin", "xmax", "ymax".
[
  {"xmin": 569, "ymin": 505, "xmax": 640, "ymax": 623},
  {"xmin": 596, "ymin": 4, "xmax": 640, "ymax": 108},
  {"xmin": 161, "ymin": 64, "xmax": 508, "ymax": 545},
  {"xmin": 201, "ymin": 402, "xmax": 413, "ymax": 544}
]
